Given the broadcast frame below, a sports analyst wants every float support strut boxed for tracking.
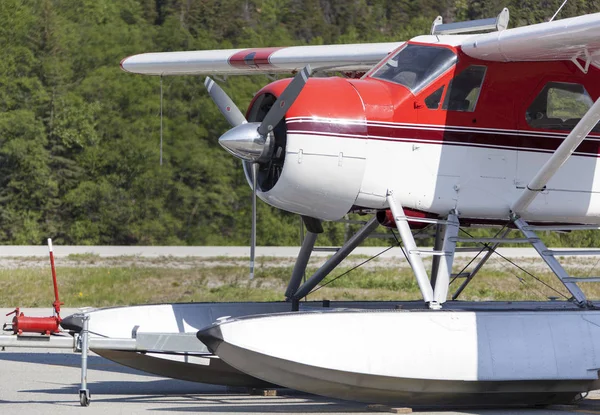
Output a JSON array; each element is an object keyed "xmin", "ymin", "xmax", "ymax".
[
  {"xmin": 433, "ymin": 210, "xmax": 459, "ymax": 304},
  {"xmin": 386, "ymin": 191, "xmax": 435, "ymax": 305},
  {"xmin": 430, "ymin": 223, "xmax": 445, "ymax": 288},
  {"xmin": 285, "ymin": 231, "xmax": 319, "ymax": 299},
  {"xmin": 292, "ymin": 216, "xmax": 379, "ymax": 300}
]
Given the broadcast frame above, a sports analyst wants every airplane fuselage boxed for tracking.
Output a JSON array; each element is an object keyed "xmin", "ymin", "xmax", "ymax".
[{"xmin": 250, "ymin": 39, "xmax": 600, "ymax": 224}]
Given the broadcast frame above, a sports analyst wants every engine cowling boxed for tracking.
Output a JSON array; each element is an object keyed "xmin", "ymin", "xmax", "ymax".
[{"xmin": 243, "ymin": 77, "xmax": 368, "ymax": 221}]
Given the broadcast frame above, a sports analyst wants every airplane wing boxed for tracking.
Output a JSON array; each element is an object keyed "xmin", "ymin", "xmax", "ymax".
[
  {"xmin": 461, "ymin": 12, "xmax": 600, "ymax": 71},
  {"xmin": 120, "ymin": 42, "xmax": 404, "ymax": 76}
]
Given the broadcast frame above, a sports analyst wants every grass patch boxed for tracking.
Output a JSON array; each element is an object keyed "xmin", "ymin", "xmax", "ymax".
[{"xmin": 0, "ymin": 260, "xmax": 597, "ymax": 307}]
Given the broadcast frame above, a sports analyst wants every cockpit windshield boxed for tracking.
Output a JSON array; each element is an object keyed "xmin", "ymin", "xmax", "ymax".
[{"xmin": 370, "ymin": 44, "xmax": 457, "ymax": 94}]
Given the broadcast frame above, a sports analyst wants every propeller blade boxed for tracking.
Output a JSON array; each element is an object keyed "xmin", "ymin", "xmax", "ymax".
[
  {"xmin": 204, "ymin": 77, "xmax": 247, "ymax": 127},
  {"xmin": 257, "ymin": 65, "xmax": 312, "ymax": 136},
  {"xmin": 250, "ymin": 162, "xmax": 258, "ymax": 280}
]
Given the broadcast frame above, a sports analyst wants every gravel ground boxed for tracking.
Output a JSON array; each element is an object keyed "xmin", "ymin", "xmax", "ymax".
[{"xmin": 1, "ymin": 248, "xmax": 599, "ymax": 274}]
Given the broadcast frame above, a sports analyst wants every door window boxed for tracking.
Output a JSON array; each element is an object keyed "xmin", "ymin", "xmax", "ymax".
[
  {"xmin": 526, "ymin": 82, "xmax": 599, "ymax": 131},
  {"xmin": 442, "ymin": 66, "xmax": 486, "ymax": 112}
]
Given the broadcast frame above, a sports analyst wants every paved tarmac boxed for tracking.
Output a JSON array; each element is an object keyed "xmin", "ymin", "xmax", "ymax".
[{"xmin": 1, "ymin": 345, "xmax": 600, "ymax": 415}]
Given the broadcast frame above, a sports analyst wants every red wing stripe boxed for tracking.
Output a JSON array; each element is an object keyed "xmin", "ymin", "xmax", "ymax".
[{"xmin": 229, "ymin": 47, "xmax": 284, "ymax": 69}]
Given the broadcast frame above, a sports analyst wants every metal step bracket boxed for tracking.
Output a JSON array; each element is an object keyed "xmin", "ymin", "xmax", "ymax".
[
  {"xmin": 563, "ymin": 277, "xmax": 600, "ymax": 283},
  {"xmin": 410, "ymin": 249, "xmax": 450, "ymax": 256},
  {"xmin": 452, "ymin": 229, "xmax": 510, "ymax": 300},
  {"xmin": 450, "ymin": 237, "xmax": 532, "ymax": 244},
  {"xmin": 523, "ymin": 225, "xmax": 600, "ymax": 232},
  {"xmin": 451, "ymin": 272, "xmax": 471, "ymax": 278},
  {"xmin": 544, "ymin": 249, "xmax": 600, "ymax": 256},
  {"xmin": 405, "ymin": 216, "xmax": 449, "ymax": 225}
]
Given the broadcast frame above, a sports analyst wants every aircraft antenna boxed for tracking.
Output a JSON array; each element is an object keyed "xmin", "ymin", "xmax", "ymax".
[
  {"xmin": 159, "ymin": 75, "xmax": 163, "ymax": 166},
  {"xmin": 549, "ymin": 0, "xmax": 568, "ymax": 22}
]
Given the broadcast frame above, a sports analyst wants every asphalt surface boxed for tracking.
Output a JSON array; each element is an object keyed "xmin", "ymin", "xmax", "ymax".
[
  {"xmin": 1, "ymin": 346, "xmax": 600, "ymax": 415},
  {"xmin": 0, "ymin": 309, "xmax": 599, "ymax": 414},
  {"xmin": 1, "ymin": 347, "xmax": 599, "ymax": 415}
]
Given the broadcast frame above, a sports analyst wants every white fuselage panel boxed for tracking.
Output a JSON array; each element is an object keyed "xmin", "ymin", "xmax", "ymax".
[{"xmin": 260, "ymin": 123, "xmax": 600, "ymax": 223}]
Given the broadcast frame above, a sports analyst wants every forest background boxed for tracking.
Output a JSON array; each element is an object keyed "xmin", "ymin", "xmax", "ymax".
[{"xmin": 1, "ymin": 0, "xmax": 599, "ymax": 247}]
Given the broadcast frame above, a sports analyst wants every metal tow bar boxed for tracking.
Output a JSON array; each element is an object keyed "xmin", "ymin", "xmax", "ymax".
[
  {"xmin": 0, "ymin": 312, "xmax": 94, "ymax": 406},
  {"xmin": 0, "ymin": 313, "xmax": 207, "ymax": 406}
]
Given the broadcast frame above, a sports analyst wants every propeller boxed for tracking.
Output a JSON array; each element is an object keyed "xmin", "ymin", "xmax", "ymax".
[
  {"xmin": 204, "ymin": 65, "xmax": 312, "ymax": 279},
  {"xmin": 203, "ymin": 77, "xmax": 247, "ymax": 127},
  {"xmin": 257, "ymin": 65, "xmax": 311, "ymax": 136}
]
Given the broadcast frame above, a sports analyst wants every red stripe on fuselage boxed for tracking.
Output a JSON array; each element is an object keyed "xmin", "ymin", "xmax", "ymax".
[
  {"xmin": 286, "ymin": 120, "xmax": 600, "ymax": 157},
  {"xmin": 229, "ymin": 47, "xmax": 283, "ymax": 69}
]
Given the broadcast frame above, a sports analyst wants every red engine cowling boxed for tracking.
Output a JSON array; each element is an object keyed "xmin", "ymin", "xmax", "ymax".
[{"xmin": 243, "ymin": 77, "xmax": 370, "ymax": 221}]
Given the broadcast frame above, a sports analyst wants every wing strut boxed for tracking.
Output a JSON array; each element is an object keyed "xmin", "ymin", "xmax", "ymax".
[{"xmin": 511, "ymin": 96, "xmax": 600, "ymax": 214}]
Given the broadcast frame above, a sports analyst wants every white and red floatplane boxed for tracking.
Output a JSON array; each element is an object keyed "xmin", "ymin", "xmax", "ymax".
[{"xmin": 63, "ymin": 9, "xmax": 600, "ymax": 407}]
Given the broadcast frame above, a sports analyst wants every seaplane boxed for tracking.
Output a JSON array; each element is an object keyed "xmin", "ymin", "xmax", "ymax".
[{"xmin": 62, "ymin": 8, "xmax": 600, "ymax": 407}]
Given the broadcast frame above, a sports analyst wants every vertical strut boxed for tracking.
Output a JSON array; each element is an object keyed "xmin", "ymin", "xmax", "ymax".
[
  {"xmin": 386, "ymin": 192, "xmax": 434, "ymax": 304},
  {"xmin": 430, "ymin": 223, "xmax": 444, "ymax": 288},
  {"xmin": 249, "ymin": 162, "xmax": 258, "ymax": 280},
  {"xmin": 79, "ymin": 314, "xmax": 91, "ymax": 406},
  {"xmin": 433, "ymin": 210, "xmax": 459, "ymax": 304}
]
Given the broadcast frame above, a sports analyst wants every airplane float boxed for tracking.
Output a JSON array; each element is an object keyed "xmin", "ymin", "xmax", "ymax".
[{"xmin": 62, "ymin": 9, "xmax": 600, "ymax": 407}]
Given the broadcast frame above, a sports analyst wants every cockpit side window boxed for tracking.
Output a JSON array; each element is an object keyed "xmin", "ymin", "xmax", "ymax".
[
  {"xmin": 526, "ymin": 82, "xmax": 600, "ymax": 132},
  {"xmin": 425, "ymin": 86, "xmax": 445, "ymax": 109},
  {"xmin": 370, "ymin": 44, "xmax": 457, "ymax": 94},
  {"xmin": 442, "ymin": 65, "xmax": 486, "ymax": 112}
]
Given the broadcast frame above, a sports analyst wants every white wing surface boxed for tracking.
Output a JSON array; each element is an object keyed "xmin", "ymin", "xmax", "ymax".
[
  {"xmin": 121, "ymin": 42, "xmax": 403, "ymax": 76},
  {"xmin": 462, "ymin": 13, "xmax": 600, "ymax": 69}
]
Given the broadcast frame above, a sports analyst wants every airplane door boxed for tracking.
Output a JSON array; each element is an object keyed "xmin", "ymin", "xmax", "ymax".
[
  {"xmin": 414, "ymin": 83, "xmax": 463, "ymax": 213},
  {"xmin": 515, "ymin": 78, "xmax": 598, "ymax": 218},
  {"xmin": 516, "ymin": 79, "xmax": 597, "ymax": 194},
  {"xmin": 419, "ymin": 64, "xmax": 518, "ymax": 217}
]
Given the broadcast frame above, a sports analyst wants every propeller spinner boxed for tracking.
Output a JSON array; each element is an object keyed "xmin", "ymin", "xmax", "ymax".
[{"xmin": 204, "ymin": 65, "xmax": 312, "ymax": 279}]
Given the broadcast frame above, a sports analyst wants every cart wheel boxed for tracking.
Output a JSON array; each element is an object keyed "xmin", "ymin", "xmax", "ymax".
[{"xmin": 79, "ymin": 390, "xmax": 90, "ymax": 407}]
